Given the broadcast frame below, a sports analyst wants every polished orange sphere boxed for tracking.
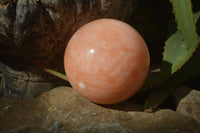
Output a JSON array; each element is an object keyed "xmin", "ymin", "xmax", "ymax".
[{"xmin": 64, "ymin": 19, "xmax": 150, "ymax": 104}]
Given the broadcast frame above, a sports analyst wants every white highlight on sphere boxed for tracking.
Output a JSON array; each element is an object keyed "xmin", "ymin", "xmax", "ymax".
[
  {"xmin": 79, "ymin": 82, "xmax": 85, "ymax": 89},
  {"xmin": 90, "ymin": 49, "xmax": 95, "ymax": 54}
]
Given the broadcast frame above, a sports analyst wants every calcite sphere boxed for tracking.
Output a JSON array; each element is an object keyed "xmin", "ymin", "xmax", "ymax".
[{"xmin": 64, "ymin": 19, "xmax": 150, "ymax": 104}]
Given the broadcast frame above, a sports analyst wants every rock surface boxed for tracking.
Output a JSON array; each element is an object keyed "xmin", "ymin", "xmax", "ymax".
[
  {"xmin": 177, "ymin": 90, "xmax": 200, "ymax": 124},
  {"xmin": 0, "ymin": 86, "xmax": 200, "ymax": 133},
  {"xmin": 0, "ymin": 0, "xmax": 135, "ymax": 99},
  {"xmin": 0, "ymin": 0, "xmax": 135, "ymax": 69},
  {"xmin": 0, "ymin": 64, "xmax": 66, "ymax": 99}
]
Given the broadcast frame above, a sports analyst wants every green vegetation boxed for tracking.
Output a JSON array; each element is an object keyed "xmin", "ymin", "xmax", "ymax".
[{"xmin": 143, "ymin": 0, "xmax": 200, "ymax": 110}]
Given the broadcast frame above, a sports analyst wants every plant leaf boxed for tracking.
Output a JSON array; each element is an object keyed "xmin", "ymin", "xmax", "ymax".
[
  {"xmin": 45, "ymin": 69, "xmax": 68, "ymax": 81},
  {"xmin": 144, "ymin": 44, "xmax": 200, "ymax": 110},
  {"xmin": 165, "ymin": 0, "xmax": 199, "ymax": 73},
  {"xmin": 142, "ymin": 0, "xmax": 200, "ymax": 90},
  {"xmin": 143, "ymin": 7, "xmax": 200, "ymax": 110},
  {"xmin": 144, "ymin": 85, "xmax": 171, "ymax": 110},
  {"xmin": 171, "ymin": 0, "xmax": 199, "ymax": 50}
]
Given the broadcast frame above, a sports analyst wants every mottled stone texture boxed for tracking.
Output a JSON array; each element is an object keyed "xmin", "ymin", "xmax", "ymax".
[
  {"xmin": 0, "ymin": 87, "xmax": 199, "ymax": 133},
  {"xmin": 0, "ymin": 64, "xmax": 66, "ymax": 99},
  {"xmin": 0, "ymin": 0, "xmax": 135, "ymax": 98},
  {"xmin": 0, "ymin": 0, "xmax": 135, "ymax": 69},
  {"xmin": 177, "ymin": 90, "xmax": 200, "ymax": 124}
]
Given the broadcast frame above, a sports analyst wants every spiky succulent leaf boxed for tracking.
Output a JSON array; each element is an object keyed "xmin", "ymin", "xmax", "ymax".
[
  {"xmin": 142, "ymin": 0, "xmax": 199, "ymax": 90},
  {"xmin": 144, "ymin": 44, "xmax": 200, "ymax": 110},
  {"xmin": 165, "ymin": 0, "xmax": 199, "ymax": 72},
  {"xmin": 171, "ymin": 0, "xmax": 199, "ymax": 50},
  {"xmin": 143, "ymin": 1, "xmax": 200, "ymax": 110}
]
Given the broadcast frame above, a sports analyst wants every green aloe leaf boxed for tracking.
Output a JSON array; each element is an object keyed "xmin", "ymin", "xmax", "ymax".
[
  {"xmin": 143, "ymin": 1, "xmax": 200, "ymax": 110},
  {"xmin": 143, "ymin": 85, "xmax": 171, "ymax": 110},
  {"xmin": 165, "ymin": 0, "xmax": 199, "ymax": 72},
  {"xmin": 44, "ymin": 69, "xmax": 68, "ymax": 81},
  {"xmin": 171, "ymin": 0, "xmax": 199, "ymax": 50},
  {"xmin": 142, "ymin": 0, "xmax": 200, "ymax": 90},
  {"xmin": 144, "ymin": 44, "xmax": 200, "ymax": 110}
]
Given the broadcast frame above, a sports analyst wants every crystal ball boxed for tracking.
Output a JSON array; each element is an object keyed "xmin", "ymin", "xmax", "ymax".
[{"xmin": 64, "ymin": 19, "xmax": 150, "ymax": 104}]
